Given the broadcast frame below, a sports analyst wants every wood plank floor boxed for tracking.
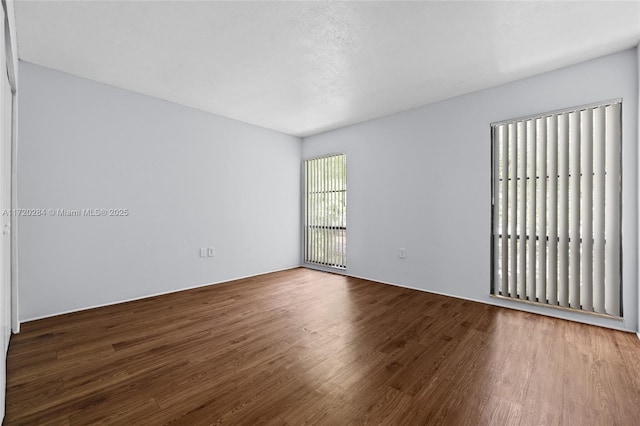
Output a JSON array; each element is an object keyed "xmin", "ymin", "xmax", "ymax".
[{"xmin": 5, "ymin": 268, "xmax": 640, "ymax": 425}]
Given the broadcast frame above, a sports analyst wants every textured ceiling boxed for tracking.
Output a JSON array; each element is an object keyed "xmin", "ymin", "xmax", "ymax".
[{"xmin": 14, "ymin": 1, "xmax": 640, "ymax": 137}]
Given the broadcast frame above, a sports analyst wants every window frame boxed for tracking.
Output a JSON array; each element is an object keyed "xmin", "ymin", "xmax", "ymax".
[
  {"xmin": 303, "ymin": 153, "xmax": 347, "ymax": 270},
  {"xmin": 489, "ymin": 99, "xmax": 623, "ymax": 317}
]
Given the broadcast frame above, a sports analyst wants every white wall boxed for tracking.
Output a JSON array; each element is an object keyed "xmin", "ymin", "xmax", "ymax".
[
  {"xmin": 7, "ymin": 0, "xmax": 20, "ymax": 336},
  {"xmin": 0, "ymin": 1, "xmax": 16, "ymax": 419},
  {"xmin": 15, "ymin": 50, "xmax": 640, "ymax": 332},
  {"xmin": 17, "ymin": 62, "xmax": 301, "ymax": 321},
  {"xmin": 303, "ymin": 48, "xmax": 639, "ymax": 332}
]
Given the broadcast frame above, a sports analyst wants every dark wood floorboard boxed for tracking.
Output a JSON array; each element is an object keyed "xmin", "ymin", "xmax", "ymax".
[{"xmin": 5, "ymin": 268, "xmax": 640, "ymax": 425}]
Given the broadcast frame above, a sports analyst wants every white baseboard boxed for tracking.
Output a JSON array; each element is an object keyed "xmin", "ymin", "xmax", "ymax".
[
  {"xmin": 21, "ymin": 265, "xmax": 301, "ymax": 324},
  {"xmin": 312, "ymin": 268, "xmax": 635, "ymax": 334}
]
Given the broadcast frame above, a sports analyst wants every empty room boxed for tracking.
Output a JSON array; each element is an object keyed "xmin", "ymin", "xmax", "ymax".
[{"xmin": 0, "ymin": 0, "xmax": 639, "ymax": 424}]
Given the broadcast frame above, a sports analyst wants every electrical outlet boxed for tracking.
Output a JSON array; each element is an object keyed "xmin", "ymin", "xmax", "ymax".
[
  {"xmin": 208, "ymin": 247, "xmax": 215, "ymax": 257},
  {"xmin": 199, "ymin": 248, "xmax": 207, "ymax": 258},
  {"xmin": 399, "ymin": 248, "xmax": 406, "ymax": 259}
]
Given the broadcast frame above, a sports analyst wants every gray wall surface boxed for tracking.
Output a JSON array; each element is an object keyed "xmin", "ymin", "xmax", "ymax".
[
  {"xmin": 16, "ymin": 49, "xmax": 640, "ymax": 333},
  {"xmin": 303, "ymin": 48, "xmax": 639, "ymax": 332},
  {"xmin": 18, "ymin": 62, "xmax": 302, "ymax": 321}
]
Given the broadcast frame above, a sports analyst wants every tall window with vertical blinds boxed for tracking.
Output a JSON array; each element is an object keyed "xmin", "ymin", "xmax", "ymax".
[
  {"xmin": 304, "ymin": 154, "xmax": 347, "ymax": 269},
  {"xmin": 491, "ymin": 100, "xmax": 622, "ymax": 317}
]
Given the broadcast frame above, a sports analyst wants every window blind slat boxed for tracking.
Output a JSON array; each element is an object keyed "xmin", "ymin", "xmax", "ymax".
[
  {"xmin": 336, "ymin": 156, "xmax": 339, "ymax": 266},
  {"xmin": 324, "ymin": 157, "xmax": 329, "ymax": 265},
  {"xmin": 547, "ymin": 115, "xmax": 558, "ymax": 306},
  {"xmin": 580, "ymin": 109, "xmax": 594, "ymax": 311},
  {"xmin": 308, "ymin": 159, "xmax": 312, "ymax": 262},
  {"xmin": 509, "ymin": 123, "xmax": 518, "ymax": 298},
  {"xmin": 501, "ymin": 125, "xmax": 509, "ymax": 296},
  {"xmin": 340, "ymin": 155, "xmax": 348, "ymax": 267},
  {"xmin": 568, "ymin": 111, "xmax": 581, "ymax": 309},
  {"xmin": 325, "ymin": 157, "xmax": 329, "ymax": 265},
  {"xmin": 304, "ymin": 161, "xmax": 309, "ymax": 262},
  {"xmin": 313, "ymin": 159, "xmax": 317, "ymax": 263},
  {"xmin": 518, "ymin": 121, "xmax": 527, "ymax": 299},
  {"xmin": 605, "ymin": 103, "xmax": 621, "ymax": 316},
  {"xmin": 342, "ymin": 158, "xmax": 346, "ymax": 267},
  {"xmin": 557, "ymin": 112, "xmax": 570, "ymax": 307},
  {"xmin": 537, "ymin": 117, "xmax": 547, "ymax": 303},
  {"xmin": 315, "ymin": 158, "xmax": 318, "ymax": 262},
  {"xmin": 593, "ymin": 106, "xmax": 606, "ymax": 313},
  {"xmin": 528, "ymin": 120, "xmax": 537, "ymax": 301},
  {"xmin": 329, "ymin": 156, "xmax": 334, "ymax": 266},
  {"xmin": 493, "ymin": 126, "xmax": 500, "ymax": 292}
]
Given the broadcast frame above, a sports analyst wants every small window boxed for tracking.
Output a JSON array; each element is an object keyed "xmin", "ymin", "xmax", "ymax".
[
  {"xmin": 304, "ymin": 154, "xmax": 347, "ymax": 269},
  {"xmin": 491, "ymin": 100, "xmax": 622, "ymax": 316}
]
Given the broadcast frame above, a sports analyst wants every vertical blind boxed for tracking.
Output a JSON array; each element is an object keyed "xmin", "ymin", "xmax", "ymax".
[
  {"xmin": 491, "ymin": 100, "xmax": 622, "ymax": 316},
  {"xmin": 304, "ymin": 154, "xmax": 347, "ymax": 269}
]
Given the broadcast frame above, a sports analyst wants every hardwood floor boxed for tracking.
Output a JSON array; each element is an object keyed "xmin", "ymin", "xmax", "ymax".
[{"xmin": 5, "ymin": 268, "xmax": 640, "ymax": 425}]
